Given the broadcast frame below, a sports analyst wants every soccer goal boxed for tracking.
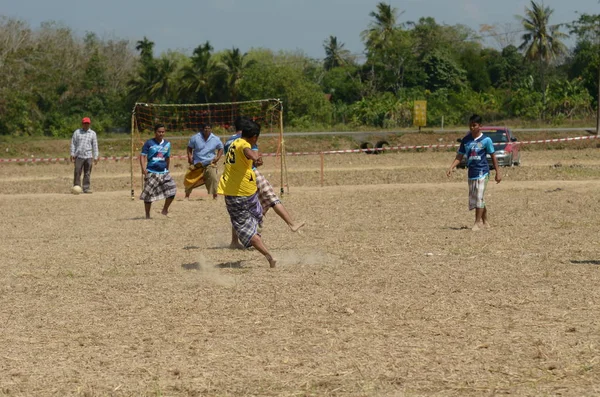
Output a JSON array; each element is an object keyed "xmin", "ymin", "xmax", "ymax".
[{"xmin": 130, "ymin": 98, "xmax": 287, "ymax": 200}]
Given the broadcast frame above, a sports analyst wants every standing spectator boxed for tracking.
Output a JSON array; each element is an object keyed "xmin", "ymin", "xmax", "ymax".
[
  {"xmin": 139, "ymin": 124, "xmax": 177, "ymax": 219},
  {"xmin": 70, "ymin": 117, "xmax": 98, "ymax": 193},
  {"xmin": 184, "ymin": 123, "xmax": 224, "ymax": 200}
]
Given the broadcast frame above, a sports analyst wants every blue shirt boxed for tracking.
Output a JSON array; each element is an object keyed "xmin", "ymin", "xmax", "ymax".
[
  {"xmin": 458, "ymin": 133, "xmax": 495, "ymax": 180},
  {"xmin": 188, "ymin": 132, "xmax": 224, "ymax": 166},
  {"xmin": 141, "ymin": 138, "xmax": 171, "ymax": 174}
]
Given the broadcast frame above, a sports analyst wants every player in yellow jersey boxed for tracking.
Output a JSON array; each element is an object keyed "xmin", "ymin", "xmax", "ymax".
[{"xmin": 217, "ymin": 119, "xmax": 277, "ymax": 268}]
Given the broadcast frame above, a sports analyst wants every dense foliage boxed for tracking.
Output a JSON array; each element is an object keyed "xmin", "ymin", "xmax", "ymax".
[{"xmin": 0, "ymin": 1, "xmax": 598, "ymax": 136}]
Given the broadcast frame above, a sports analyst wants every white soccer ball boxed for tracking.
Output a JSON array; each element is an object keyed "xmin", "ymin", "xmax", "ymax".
[{"xmin": 71, "ymin": 185, "xmax": 83, "ymax": 195}]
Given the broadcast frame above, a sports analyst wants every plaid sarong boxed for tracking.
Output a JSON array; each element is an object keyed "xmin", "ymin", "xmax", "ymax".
[
  {"xmin": 225, "ymin": 193, "xmax": 263, "ymax": 247},
  {"xmin": 140, "ymin": 172, "xmax": 177, "ymax": 203},
  {"xmin": 468, "ymin": 175, "xmax": 489, "ymax": 210},
  {"xmin": 255, "ymin": 169, "xmax": 281, "ymax": 212}
]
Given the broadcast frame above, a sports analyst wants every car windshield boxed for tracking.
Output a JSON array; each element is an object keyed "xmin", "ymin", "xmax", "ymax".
[{"xmin": 482, "ymin": 130, "xmax": 508, "ymax": 143}]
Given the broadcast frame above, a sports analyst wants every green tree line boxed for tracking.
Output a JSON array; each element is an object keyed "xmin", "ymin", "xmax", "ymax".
[{"xmin": 0, "ymin": 1, "xmax": 598, "ymax": 137}]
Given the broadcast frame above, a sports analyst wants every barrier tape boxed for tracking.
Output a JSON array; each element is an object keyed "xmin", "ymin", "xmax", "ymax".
[{"xmin": 1, "ymin": 134, "xmax": 598, "ymax": 164}]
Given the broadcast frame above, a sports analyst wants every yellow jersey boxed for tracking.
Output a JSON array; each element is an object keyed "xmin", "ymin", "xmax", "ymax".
[{"xmin": 217, "ymin": 138, "xmax": 257, "ymax": 196}]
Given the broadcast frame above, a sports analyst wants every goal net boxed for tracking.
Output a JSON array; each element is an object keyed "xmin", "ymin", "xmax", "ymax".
[{"xmin": 130, "ymin": 98, "xmax": 287, "ymax": 200}]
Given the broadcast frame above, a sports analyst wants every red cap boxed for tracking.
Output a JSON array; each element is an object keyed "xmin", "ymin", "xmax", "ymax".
[{"xmin": 82, "ymin": 117, "xmax": 91, "ymax": 123}]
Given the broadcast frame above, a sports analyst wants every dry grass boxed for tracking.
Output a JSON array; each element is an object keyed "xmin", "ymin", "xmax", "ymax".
[{"xmin": 1, "ymin": 149, "xmax": 600, "ymax": 396}]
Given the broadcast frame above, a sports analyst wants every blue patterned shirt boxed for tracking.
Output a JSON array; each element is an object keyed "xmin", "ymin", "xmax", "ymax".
[
  {"xmin": 458, "ymin": 133, "xmax": 495, "ymax": 180},
  {"xmin": 141, "ymin": 138, "xmax": 171, "ymax": 174}
]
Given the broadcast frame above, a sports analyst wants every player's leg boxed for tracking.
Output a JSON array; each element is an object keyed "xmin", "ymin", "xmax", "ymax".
[
  {"xmin": 256, "ymin": 170, "xmax": 304, "ymax": 231},
  {"xmin": 160, "ymin": 174, "xmax": 177, "ymax": 216},
  {"xmin": 272, "ymin": 203, "xmax": 305, "ymax": 232},
  {"xmin": 204, "ymin": 165, "xmax": 218, "ymax": 200},
  {"xmin": 482, "ymin": 207, "xmax": 489, "ymax": 228},
  {"xmin": 230, "ymin": 226, "xmax": 244, "ymax": 249},
  {"xmin": 473, "ymin": 208, "xmax": 484, "ymax": 230},
  {"xmin": 82, "ymin": 158, "xmax": 93, "ymax": 193},
  {"xmin": 249, "ymin": 234, "xmax": 277, "ymax": 268},
  {"xmin": 162, "ymin": 196, "xmax": 174, "ymax": 216},
  {"xmin": 472, "ymin": 176, "xmax": 488, "ymax": 231},
  {"xmin": 73, "ymin": 157, "xmax": 84, "ymax": 187},
  {"xmin": 144, "ymin": 202, "xmax": 152, "ymax": 219}
]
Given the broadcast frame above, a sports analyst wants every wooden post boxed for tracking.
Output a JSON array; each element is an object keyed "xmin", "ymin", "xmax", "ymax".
[
  {"xmin": 279, "ymin": 101, "xmax": 285, "ymax": 195},
  {"xmin": 130, "ymin": 111, "xmax": 135, "ymax": 200},
  {"xmin": 596, "ymin": 66, "xmax": 600, "ymax": 134},
  {"xmin": 320, "ymin": 152, "xmax": 324, "ymax": 187}
]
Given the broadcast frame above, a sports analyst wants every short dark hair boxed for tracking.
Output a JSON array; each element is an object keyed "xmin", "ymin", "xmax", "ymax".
[
  {"xmin": 234, "ymin": 116, "xmax": 251, "ymax": 132},
  {"xmin": 241, "ymin": 120, "xmax": 261, "ymax": 139},
  {"xmin": 469, "ymin": 114, "xmax": 482, "ymax": 124},
  {"xmin": 154, "ymin": 123, "xmax": 165, "ymax": 131}
]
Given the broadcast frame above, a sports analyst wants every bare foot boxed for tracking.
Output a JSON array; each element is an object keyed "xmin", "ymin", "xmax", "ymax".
[
  {"xmin": 472, "ymin": 222, "xmax": 483, "ymax": 231},
  {"xmin": 229, "ymin": 242, "xmax": 245, "ymax": 250},
  {"xmin": 161, "ymin": 210, "xmax": 171, "ymax": 218},
  {"xmin": 482, "ymin": 222, "xmax": 491, "ymax": 229},
  {"xmin": 290, "ymin": 221, "xmax": 306, "ymax": 232},
  {"xmin": 267, "ymin": 256, "xmax": 277, "ymax": 268}
]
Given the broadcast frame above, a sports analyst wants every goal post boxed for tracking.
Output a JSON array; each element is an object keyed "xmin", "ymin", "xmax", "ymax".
[{"xmin": 130, "ymin": 98, "xmax": 287, "ymax": 200}]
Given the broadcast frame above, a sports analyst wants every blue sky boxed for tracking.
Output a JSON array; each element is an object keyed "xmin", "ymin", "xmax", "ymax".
[{"xmin": 1, "ymin": 0, "xmax": 597, "ymax": 58}]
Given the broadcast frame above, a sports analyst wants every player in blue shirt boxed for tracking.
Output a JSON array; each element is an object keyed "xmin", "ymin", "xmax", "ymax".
[
  {"xmin": 447, "ymin": 114, "xmax": 502, "ymax": 230},
  {"xmin": 184, "ymin": 124, "xmax": 224, "ymax": 200},
  {"xmin": 139, "ymin": 124, "xmax": 177, "ymax": 219}
]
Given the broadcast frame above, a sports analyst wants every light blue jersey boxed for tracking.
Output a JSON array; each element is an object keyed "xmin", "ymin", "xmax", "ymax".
[{"xmin": 188, "ymin": 132, "xmax": 224, "ymax": 166}]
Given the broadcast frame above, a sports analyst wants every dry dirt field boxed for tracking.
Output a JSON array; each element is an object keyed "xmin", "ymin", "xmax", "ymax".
[{"xmin": 1, "ymin": 148, "xmax": 600, "ymax": 396}]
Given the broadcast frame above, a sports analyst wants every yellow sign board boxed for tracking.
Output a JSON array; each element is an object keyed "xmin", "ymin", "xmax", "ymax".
[{"xmin": 413, "ymin": 100, "xmax": 427, "ymax": 127}]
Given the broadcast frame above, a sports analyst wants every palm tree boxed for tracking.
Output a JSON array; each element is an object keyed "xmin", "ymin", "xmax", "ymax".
[
  {"xmin": 517, "ymin": 1, "xmax": 567, "ymax": 115},
  {"xmin": 219, "ymin": 48, "xmax": 255, "ymax": 102},
  {"xmin": 323, "ymin": 36, "xmax": 352, "ymax": 70},
  {"xmin": 360, "ymin": 2, "xmax": 403, "ymax": 50},
  {"xmin": 127, "ymin": 62, "xmax": 158, "ymax": 103},
  {"xmin": 135, "ymin": 37, "xmax": 155, "ymax": 67},
  {"xmin": 148, "ymin": 57, "xmax": 178, "ymax": 102},
  {"xmin": 127, "ymin": 56, "xmax": 178, "ymax": 103},
  {"xmin": 181, "ymin": 41, "xmax": 217, "ymax": 103}
]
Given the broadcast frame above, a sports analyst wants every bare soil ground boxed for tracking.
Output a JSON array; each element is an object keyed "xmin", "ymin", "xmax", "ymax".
[{"xmin": 1, "ymin": 148, "xmax": 600, "ymax": 396}]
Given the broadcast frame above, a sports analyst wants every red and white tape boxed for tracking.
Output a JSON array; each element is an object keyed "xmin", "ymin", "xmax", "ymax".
[{"xmin": 1, "ymin": 134, "xmax": 598, "ymax": 164}]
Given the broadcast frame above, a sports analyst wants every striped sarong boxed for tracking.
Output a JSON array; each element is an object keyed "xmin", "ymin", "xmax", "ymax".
[
  {"xmin": 225, "ymin": 193, "xmax": 263, "ymax": 247},
  {"xmin": 468, "ymin": 175, "xmax": 489, "ymax": 210},
  {"xmin": 140, "ymin": 172, "xmax": 177, "ymax": 203},
  {"xmin": 255, "ymin": 169, "xmax": 281, "ymax": 213}
]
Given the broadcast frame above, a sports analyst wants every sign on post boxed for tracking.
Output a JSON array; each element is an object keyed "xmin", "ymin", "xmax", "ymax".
[{"xmin": 413, "ymin": 100, "xmax": 427, "ymax": 129}]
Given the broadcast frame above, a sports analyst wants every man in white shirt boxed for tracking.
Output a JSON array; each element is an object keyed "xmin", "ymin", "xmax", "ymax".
[{"xmin": 70, "ymin": 117, "xmax": 99, "ymax": 193}]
